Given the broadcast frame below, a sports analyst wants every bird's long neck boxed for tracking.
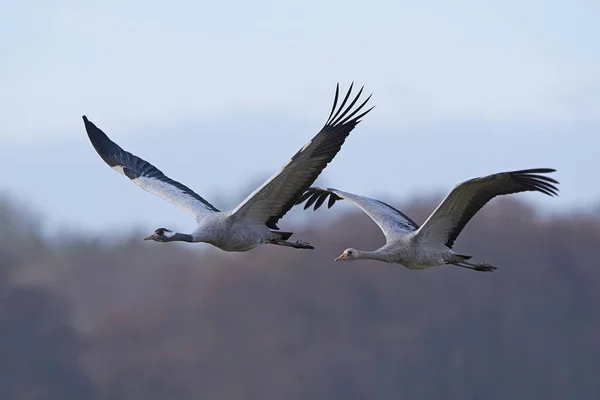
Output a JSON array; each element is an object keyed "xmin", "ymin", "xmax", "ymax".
[
  {"xmin": 166, "ymin": 232, "xmax": 195, "ymax": 243},
  {"xmin": 357, "ymin": 249, "xmax": 391, "ymax": 262}
]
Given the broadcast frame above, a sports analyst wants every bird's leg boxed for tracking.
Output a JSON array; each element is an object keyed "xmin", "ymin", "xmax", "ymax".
[
  {"xmin": 267, "ymin": 239, "xmax": 315, "ymax": 250},
  {"xmin": 295, "ymin": 240, "xmax": 313, "ymax": 247},
  {"xmin": 451, "ymin": 261, "xmax": 497, "ymax": 272},
  {"xmin": 471, "ymin": 263, "xmax": 497, "ymax": 272}
]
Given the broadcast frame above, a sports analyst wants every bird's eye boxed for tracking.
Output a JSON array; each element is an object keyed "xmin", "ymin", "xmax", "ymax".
[
  {"xmin": 347, "ymin": 250, "xmax": 353, "ymax": 255},
  {"xmin": 156, "ymin": 228, "xmax": 165, "ymax": 235}
]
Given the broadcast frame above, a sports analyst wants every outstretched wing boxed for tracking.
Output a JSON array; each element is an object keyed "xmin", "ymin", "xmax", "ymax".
[
  {"xmin": 414, "ymin": 168, "xmax": 559, "ymax": 248},
  {"xmin": 83, "ymin": 116, "xmax": 219, "ymax": 221},
  {"xmin": 296, "ymin": 187, "xmax": 419, "ymax": 241},
  {"xmin": 231, "ymin": 83, "xmax": 374, "ymax": 229}
]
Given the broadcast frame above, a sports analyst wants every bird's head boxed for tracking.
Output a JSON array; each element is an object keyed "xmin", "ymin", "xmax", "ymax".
[
  {"xmin": 334, "ymin": 248, "xmax": 360, "ymax": 262},
  {"xmin": 144, "ymin": 228, "xmax": 174, "ymax": 242}
]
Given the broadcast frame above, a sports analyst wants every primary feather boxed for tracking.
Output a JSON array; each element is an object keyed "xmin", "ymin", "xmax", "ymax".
[
  {"xmin": 296, "ymin": 188, "xmax": 419, "ymax": 240},
  {"xmin": 415, "ymin": 168, "xmax": 559, "ymax": 248},
  {"xmin": 231, "ymin": 83, "xmax": 373, "ymax": 229},
  {"xmin": 83, "ymin": 116, "xmax": 219, "ymax": 221}
]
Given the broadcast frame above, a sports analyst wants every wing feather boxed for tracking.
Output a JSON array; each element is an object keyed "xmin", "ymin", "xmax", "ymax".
[
  {"xmin": 414, "ymin": 168, "xmax": 559, "ymax": 248},
  {"xmin": 296, "ymin": 187, "xmax": 419, "ymax": 241},
  {"xmin": 83, "ymin": 116, "xmax": 218, "ymax": 221},
  {"xmin": 230, "ymin": 83, "xmax": 374, "ymax": 229}
]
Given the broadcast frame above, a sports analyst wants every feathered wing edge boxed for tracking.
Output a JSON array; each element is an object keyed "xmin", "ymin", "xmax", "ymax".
[
  {"xmin": 231, "ymin": 83, "xmax": 374, "ymax": 229},
  {"xmin": 295, "ymin": 187, "xmax": 419, "ymax": 239},
  {"xmin": 416, "ymin": 168, "xmax": 559, "ymax": 249},
  {"xmin": 83, "ymin": 116, "xmax": 219, "ymax": 220}
]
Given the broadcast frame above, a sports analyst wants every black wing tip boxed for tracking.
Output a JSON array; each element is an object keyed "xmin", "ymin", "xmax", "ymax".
[
  {"xmin": 325, "ymin": 82, "xmax": 374, "ymax": 127},
  {"xmin": 82, "ymin": 115, "xmax": 126, "ymax": 164},
  {"xmin": 354, "ymin": 104, "xmax": 375, "ymax": 124},
  {"xmin": 294, "ymin": 187, "xmax": 317, "ymax": 206},
  {"xmin": 82, "ymin": 115, "xmax": 99, "ymax": 131},
  {"xmin": 82, "ymin": 115, "xmax": 95, "ymax": 130},
  {"xmin": 83, "ymin": 118, "xmax": 104, "ymax": 138},
  {"xmin": 510, "ymin": 168, "xmax": 560, "ymax": 197},
  {"xmin": 294, "ymin": 187, "xmax": 342, "ymax": 211},
  {"xmin": 511, "ymin": 168, "xmax": 557, "ymax": 175},
  {"xmin": 82, "ymin": 115, "xmax": 101, "ymax": 135}
]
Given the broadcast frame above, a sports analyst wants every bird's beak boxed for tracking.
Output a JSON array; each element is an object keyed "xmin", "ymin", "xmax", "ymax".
[
  {"xmin": 334, "ymin": 254, "xmax": 346, "ymax": 261},
  {"xmin": 143, "ymin": 235, "xmax": 154, "ymax": 241}
]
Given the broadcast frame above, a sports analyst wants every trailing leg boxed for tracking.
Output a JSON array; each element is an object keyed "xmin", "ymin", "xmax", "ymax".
[
  {"xmin": 451, "ymin": 260, "xmax": 497, "ymax": 272},
  {"xmin": 268, "ymin": 239, "xmax": 314, "ymax": 250},
  {"xmin": 448, "ymin": 254, "xmax": 497, "ymax": 272}
]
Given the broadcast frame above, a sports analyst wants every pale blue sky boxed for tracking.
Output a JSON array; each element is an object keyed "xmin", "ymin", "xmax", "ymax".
[{"xmin": 1, "ymin": 0, "xmax": 598, "ymax": 235}]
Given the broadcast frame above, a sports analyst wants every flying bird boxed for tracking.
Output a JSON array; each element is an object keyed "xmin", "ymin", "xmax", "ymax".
[
  {"xmin": 296, "ymin": 169, "xmax": 559, "ymax": 271},
  {"xmin": 83, "ymin": 83, "xmax": 373, "ymax": 252}
]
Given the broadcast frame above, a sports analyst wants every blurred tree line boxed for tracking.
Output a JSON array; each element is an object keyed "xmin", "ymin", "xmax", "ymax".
[{"xmin": 0, "ymin": 192, "xmax": 599, "ymax": 399}]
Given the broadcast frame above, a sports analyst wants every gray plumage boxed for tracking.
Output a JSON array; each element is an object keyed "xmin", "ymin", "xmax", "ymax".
[
  {"xmin": 83, "ymin": 83, "xmax": 373, "ymax": 252},
  {"xmin": 296, "ymin": 169, "xmax": 559, "ymax": 271}
]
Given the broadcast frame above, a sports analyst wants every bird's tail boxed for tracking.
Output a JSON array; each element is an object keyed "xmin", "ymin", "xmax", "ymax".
[
  {"xmin": 275, "ymin": 231, "xmax": 294, "ymax": 241},
  {"xmin": 449, "ymin": 254, "xmax": 497, "ymax": 272}
]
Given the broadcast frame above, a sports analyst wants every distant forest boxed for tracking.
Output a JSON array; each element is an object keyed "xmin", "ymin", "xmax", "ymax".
[{"xmin": 1, "ymin": 193, "xmax": 599, "ymax": 399}]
